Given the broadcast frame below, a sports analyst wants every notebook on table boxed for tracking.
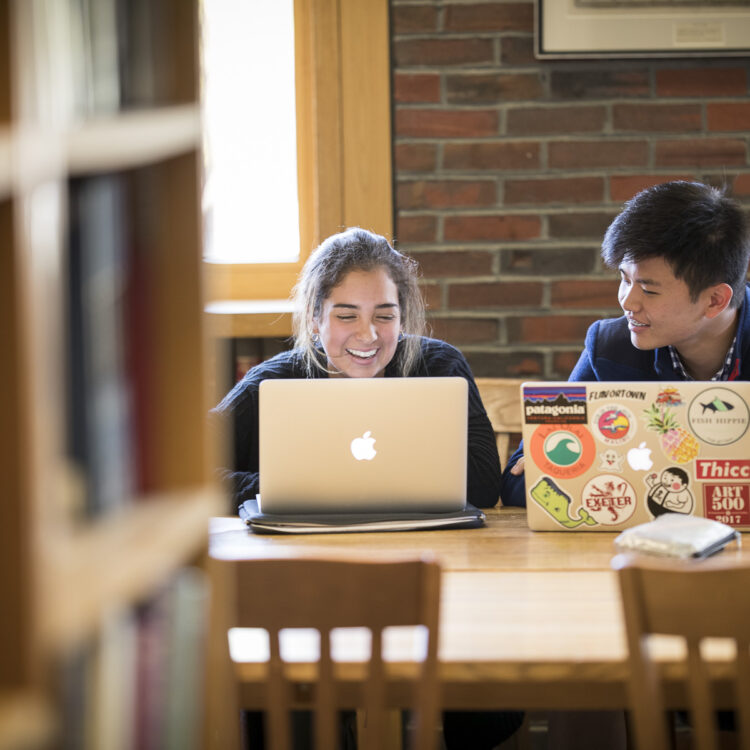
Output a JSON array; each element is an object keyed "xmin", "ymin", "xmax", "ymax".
[
  {"xmin": 239, "ymin": 377, "xmax": 484, "ymax": 534},
  {"xmin": 521, "ymin": 381, "xmax": 750, "ymax": 532}
]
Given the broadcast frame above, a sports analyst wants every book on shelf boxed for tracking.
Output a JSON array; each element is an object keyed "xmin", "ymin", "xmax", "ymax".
[
  {"xmin": 56, "ymin": 567, "xmax": 209, "ymax": 750},
  {"xmin": 66, "ymin": 173, "xmax": 133, "ymax": 518}
]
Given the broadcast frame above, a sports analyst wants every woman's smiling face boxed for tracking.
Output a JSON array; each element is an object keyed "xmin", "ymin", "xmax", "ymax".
[{"xmin": 313, "ymin": 267, "xmax": 401, "ymax": 378}]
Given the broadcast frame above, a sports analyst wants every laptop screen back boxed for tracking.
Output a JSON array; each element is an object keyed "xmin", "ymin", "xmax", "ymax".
[{"xmin": 259, "ymin": 377, "xmax": 468, "ymax": 514}]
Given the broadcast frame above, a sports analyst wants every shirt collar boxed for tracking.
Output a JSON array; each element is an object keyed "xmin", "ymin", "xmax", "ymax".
[{"xmin": 668, "ymin": 335, "xmax": 738, "ymax": 381}]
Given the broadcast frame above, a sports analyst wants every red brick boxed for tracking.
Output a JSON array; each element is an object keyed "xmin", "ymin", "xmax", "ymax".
[
  {"xmin": 411, "ymin": 250, "xmax": 494, "ymax": 278},
  {"xmin": 507, "ymin": 314, "xmax": 598, "ymax": 344},
  {"xmin": 395, "ymin": 215, "xmax": 437, "ymax": 243},
  {"xmin": 500, "ymin": 36, "xmax": 536, "ymax": 66},
  {"xmin": 395, "ymin": 109, "xmax": 499, "ymax": 138},
  {"xmin": 655, "ymin": 139, "xmax": 747, "ymax": 168},
  {"xmin": 656, "ymin": 67, "xmax": 747, "ymax": 97},
  {"xmin": 553, "ymin": 350, "xmax": 584, "ymax": 377},
  {"xmin": 397, "ymin": 180, "xmax": 496, "ymax": 209},
  {"xmin": 449, "ymin": 281, "xmax": 543, "ymax": 308},
  {"xmin": 464, "ymin": 352, "xmax": 544, "ymax": 379},
  {"xmin": 391, "ymin": 5, "xmax": 439, "ymax": 34},
  {"xmin": 394, "ymin": 143, "xmax": 438, "ymax": 172},
  {"xmin": 507, "ymin": 106, "xmax": 606, "ymax": 136},
  {"xmin": 548, "ymin": 212, "xmax": 615, "ymax": 240},
  {"xmin": 443, "ymin": 142, "xmax": 540, "ymax": 171},
  {"xmin": 393, "ymin": 73, "xmax": 441, "ymax": 104},
  {"xmin": 708, "ymin": 102, "xmax": 750, "ymax": 132},
  {"xmin": 550, "ymin": 70, "xmax": 649, "ymax": 99},
  {"xmin": 613, "ymin": 104, "xmax": 701, "ymax": 132},
  {"xmin": 731, "ymin": 174, "xmax": 750, "ymax": 197},
  {"xmin": 393, "ymin": 38, "xmax": 494, "ymax": 67},
  {"xmin": 502, "ymin": 247, "xmax": 597, "ymax": 275},
  {"xmin": 428, "ymin": 317, "xmax": 499, "ymax": 344},
  {"xmin": 548, "ymin": 140, "xmax": 647, "ymax": 169},
  {"xmin": 505, "ymin": 177, "xmax": 604, "ymax": 205},
  {"xmin": 444, "ymin": 215, "xmax": 541, "ymax": 241},
  {"xmin": 445, "ymin": 73, "xmax": 543, "ymax": 104},
  {"xmin": 551, "ymin": 280, "xmax": 620, "ymax": 308},
  {"xmin": 444, "ymin": 3, "xmax": 533, "ymax": 32},
  {"xmin": 420, "ymin": 283, "xmax": 443, "ymax": 311},
  {"xmin": 414, "ymin": 250, "xmax": 494, "ymax": 279},
  {"xmin": 610, "ymin": 174, "xmax": 695, "ymax": 202}
]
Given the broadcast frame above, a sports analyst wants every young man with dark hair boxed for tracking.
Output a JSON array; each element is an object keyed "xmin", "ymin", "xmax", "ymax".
[{"xmin": 501, "ymin": 180, "xmax": 750, "ymax": 507}]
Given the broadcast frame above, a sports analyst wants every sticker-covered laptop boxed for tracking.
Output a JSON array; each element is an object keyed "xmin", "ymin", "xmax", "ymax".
[{"xmin": 521, "ymin": 381, "xmax": 750, "ymax": 531}]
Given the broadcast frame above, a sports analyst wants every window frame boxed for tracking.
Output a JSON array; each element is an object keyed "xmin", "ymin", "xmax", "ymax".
[{"xmin": 203, "ymin": 0, "xmax": 393, "ymax": 304}]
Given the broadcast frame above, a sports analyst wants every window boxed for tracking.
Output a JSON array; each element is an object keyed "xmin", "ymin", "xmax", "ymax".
[
  {"xmin": 201, "ymin": 0, "xmax": 393, "ymax": 305},
  {"xmin": 201, "ymin": 0, "xmax": 300, "ymax": 264}
]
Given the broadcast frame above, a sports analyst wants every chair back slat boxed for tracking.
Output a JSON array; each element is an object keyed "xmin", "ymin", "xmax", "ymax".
[
  {"xmin": 218, "ymin": 555, "xmax": 441, "ymax": 750},
  {"xmin": 613, "ymin": 553, "xmax": 750, "ymax": 750}
]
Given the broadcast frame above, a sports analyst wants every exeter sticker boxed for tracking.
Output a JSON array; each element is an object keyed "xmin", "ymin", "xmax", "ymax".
[{"xmin": 581, "ymin": 474, "xmax": 636, "ymax": 525}]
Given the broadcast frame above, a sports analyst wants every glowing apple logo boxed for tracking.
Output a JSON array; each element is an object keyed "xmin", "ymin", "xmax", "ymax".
[
  {"xmin": 350, "ymin": 431, "xmax": 377, "ymax": 461},
  {"xmin": 627, "ymin": 441, "xmax": 653, "ymax": 471}
]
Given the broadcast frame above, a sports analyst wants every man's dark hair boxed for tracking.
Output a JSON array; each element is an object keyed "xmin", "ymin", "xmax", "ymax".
[{"xmin": 602, "ymin": 181, "xmax": 750, "ymax": 308}]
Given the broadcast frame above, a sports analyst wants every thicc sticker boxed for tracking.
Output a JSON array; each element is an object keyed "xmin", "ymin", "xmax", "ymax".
[{"xmin": 529, "ymin": 423, "xmax": 595, "ymax": 479}]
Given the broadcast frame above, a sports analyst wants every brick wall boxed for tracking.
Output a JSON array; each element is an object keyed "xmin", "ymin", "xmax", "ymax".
[{"xmin": 390, "ymin": 0, "xmax": 750, "ymax": 379}]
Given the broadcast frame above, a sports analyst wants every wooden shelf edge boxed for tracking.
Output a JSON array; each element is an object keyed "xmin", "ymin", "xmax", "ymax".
[
  {"xmin": 66, "ymin": 104, "xmax": 202, "ymax": 175},
  {"xmin": 43, "ymin": 485, "xmax": 224, "ymax": 652},
  {"xmin": 204, "ymin": 299, "xmax": 294, "ymax": 338},
  {"xmin": 0, "ymin": 128, "xmax": 11, "ymax": 199},
  {"xmin": 0, "ymin": 691, "xmax": 56, "ymax": 750}
]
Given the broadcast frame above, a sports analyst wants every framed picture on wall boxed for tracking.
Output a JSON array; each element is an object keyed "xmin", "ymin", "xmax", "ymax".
[{"xmin": 536, "ymin": 0, "xmax": 750, "ymax": 58}]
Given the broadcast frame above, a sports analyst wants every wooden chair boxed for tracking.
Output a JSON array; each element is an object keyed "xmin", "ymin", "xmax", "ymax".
[
  {"xmin": 208, "ymin": 555, "xmax": 441, "ymax": 750},
  {"xmin": 612, "ymin": 553, "xmax": 750, "ymax": 750},
  {"xmin": 475, "ymin": 378, "xmax": 525, "ymax": 467}
]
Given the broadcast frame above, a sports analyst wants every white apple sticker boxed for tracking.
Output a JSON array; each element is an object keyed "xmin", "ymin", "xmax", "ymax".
[
  {"xmin": 350, "ymin": 431, "xmax": 377, "ymax": 461},
  {"xmin": 627, "ymin": 441, "xmax": 653, "ymax": 471}
]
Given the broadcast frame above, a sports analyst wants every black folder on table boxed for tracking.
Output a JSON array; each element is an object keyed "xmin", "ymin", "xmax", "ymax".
[{"xmin": 239, "ymin": 498, "xmax": 485, "ymax": 535}]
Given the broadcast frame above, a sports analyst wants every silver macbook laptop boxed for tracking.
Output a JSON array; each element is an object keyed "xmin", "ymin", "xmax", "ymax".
[
  {"xmin": 258, "ymin": 377, "xmax": 468, "ymax": 514},
  {"xmin": 521, "ymin": 381, "xmax": 750, "ymax": 532}
]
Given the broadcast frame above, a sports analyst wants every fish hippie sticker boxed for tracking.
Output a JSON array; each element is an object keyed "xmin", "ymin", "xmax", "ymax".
[{"xmin": 688, "ymin": 387, "xmax": 750, "ymax": 446}]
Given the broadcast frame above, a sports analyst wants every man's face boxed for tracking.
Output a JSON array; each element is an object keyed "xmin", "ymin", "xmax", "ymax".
[{"xmin": 618, "ymin": 256, "xmax": 712, "ymax": 352}]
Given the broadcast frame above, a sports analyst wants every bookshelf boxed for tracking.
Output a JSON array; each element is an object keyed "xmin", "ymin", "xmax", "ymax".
[{"xmin": 0, "ymin": 1, "xmax": 221, "ymax": 748}]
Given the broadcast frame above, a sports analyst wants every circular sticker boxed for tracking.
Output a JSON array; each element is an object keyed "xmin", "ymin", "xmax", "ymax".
[
  {"xmin": 529, "ymin": 423, "xmax": 596, "ymax": 479},
  {"xmin": 593, "ymin": 404, "xmax": 636, "ymax": 445},
  {"xmin": 580, "ymin": 474, "xmax": 637, "ymax": 526},
  {"xmin": 687, "ymin": 387, "xmax": 750, "ymax": 446}
]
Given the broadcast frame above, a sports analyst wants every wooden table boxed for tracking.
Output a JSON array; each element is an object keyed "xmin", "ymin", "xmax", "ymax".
[{"xmin": 209, "ymin": 507, "xmax": 748, "ymax": 712}]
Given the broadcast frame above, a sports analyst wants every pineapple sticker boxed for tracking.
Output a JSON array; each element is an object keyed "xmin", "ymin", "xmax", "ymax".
[{"xmin": 644, "ymin": 390, "xmax": 699, "ymax": 464}]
